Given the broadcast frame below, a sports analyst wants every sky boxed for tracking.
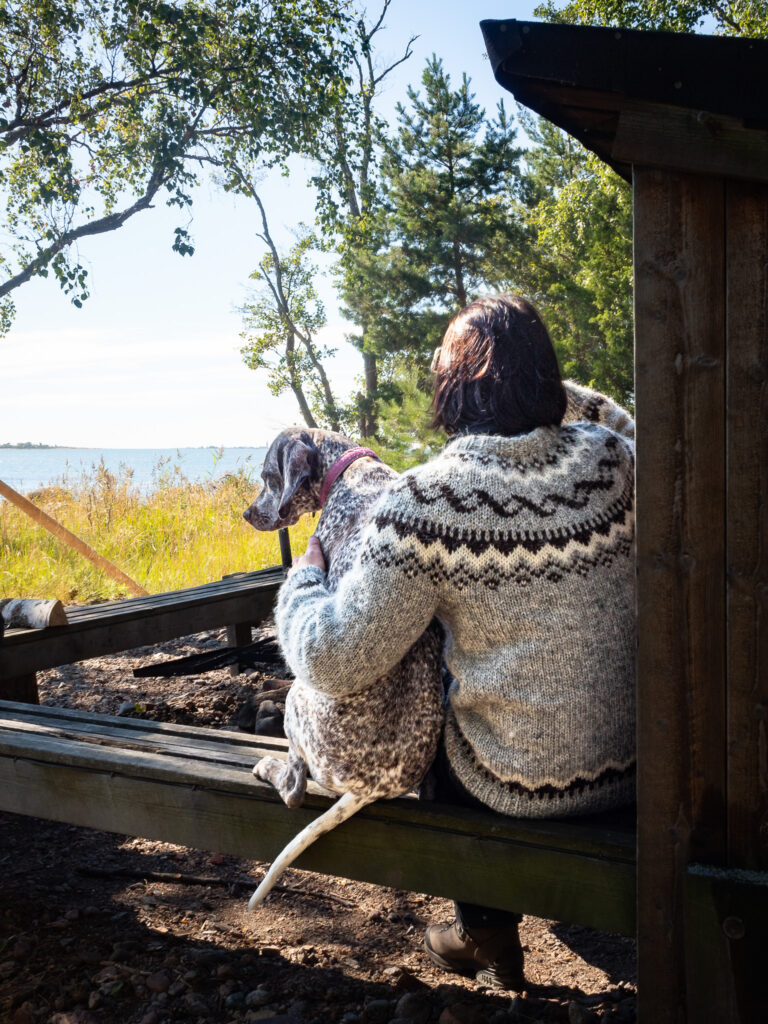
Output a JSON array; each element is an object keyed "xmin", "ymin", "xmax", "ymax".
[{"xmin": 1, "ymin": 0, "xmax": 539, "ymax": 448}]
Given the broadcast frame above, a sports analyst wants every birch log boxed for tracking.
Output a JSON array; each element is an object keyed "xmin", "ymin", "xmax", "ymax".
[
  {"xmin": 0, "ymin": 478, "xmax": 148, "ymax": 597},
  {"xmin": 0, "ymin": 598, "xmax": 68, "ymax": 630}
]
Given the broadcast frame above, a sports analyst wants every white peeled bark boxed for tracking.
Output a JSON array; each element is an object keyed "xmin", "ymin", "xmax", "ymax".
[{"xmin": 0, "ymin": 598, "xmax": 68, "ymax": 630}]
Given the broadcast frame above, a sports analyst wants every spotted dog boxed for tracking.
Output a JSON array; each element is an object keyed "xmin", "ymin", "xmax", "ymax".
[{"xmin": 243, "ymin": 428, "xmax": 444, "ymax": 910}]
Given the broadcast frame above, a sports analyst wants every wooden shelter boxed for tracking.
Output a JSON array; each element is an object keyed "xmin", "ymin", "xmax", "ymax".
[{"xmin": 481, "ymin": 18, "xmax": 768, "ymax": 1024}]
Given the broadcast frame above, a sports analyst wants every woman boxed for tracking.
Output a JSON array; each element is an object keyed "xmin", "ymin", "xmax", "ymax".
[{"xmin": 277, "ymin": 294, "xmax": 636, "ymax": 989}]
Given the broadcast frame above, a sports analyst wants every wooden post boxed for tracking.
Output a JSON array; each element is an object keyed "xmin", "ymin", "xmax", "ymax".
[
  {"xmin": 0, "ymin": 479, "xmax": 148, "ymax": 598},
  {"xmin": 278, "ymin": 527, "xmax": 292, "ymax": 571},
  {"xmin": 724, "ymin": 181, "xmax": 768, "ymax": 872},
  {"xmin": 634, "ymin": 169, "xmax": 728, "ymax": 1024}
]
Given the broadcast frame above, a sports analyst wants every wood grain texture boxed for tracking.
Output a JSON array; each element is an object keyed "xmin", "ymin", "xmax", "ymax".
[
  {"xmin": 0, "ymin": 572, "xmax": 281, "ymax": 679},
  {"xmin": 634, "ymin": 169, "xmax": 728, "ymax": 1024},
  {"xmin": 725, "ymin": 182, "xmax": 768, "ymax": 871},
  {"xmin": 0, "ymin": 702, "xmax": 637, "ymax": 935},
  {"xmin": 684, "ymin": 865, "xmax": 768, "ymax": 1024},
  {"xmin": 614, "ymin": 102, "xmax": 768, "ymax": 185}
]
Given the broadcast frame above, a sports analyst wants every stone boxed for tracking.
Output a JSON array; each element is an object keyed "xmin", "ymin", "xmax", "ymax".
[
  {"xmin": 384, "ymin": 966, "xmax": 428, "ymax": 993},
  {"xmin": 246, "ymin": 988, "xmax": 274, "ymax": 1008},
  {"xmin": 568, "ymin": 1001, "xmax": 599, "ymax": 1024},
  {"xmin": 361, "ymin": 999, "xmax": 391, "ymax": 1023},
  {"xmin": 438, "ymin": 1004, "xmax": 488, "ymax": 1024},
  {"xmin": 145, "ymin": 970, "xmax": 171, "ymax": 993},
  {"xmin": 10, "ymin": 1002, "xmax": 35, "ymax": 1024},
  {"xmin": 245, "ymin": 1013, "xmax": 291, "ymax": 1023},
  {"xmin": 394, "ymin": 991, "xmax": 432, "ymax": 1024},
  {"xmin": 12, "ymin": 937, "xmax": 33, "ymax": 959}
]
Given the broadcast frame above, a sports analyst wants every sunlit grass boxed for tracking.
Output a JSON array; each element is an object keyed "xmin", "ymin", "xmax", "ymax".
[{"xmin": 0, "ymin": 458, "xmax": 318, "ymax": 604}]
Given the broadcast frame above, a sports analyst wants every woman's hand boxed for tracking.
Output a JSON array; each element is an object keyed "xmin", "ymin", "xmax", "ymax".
[{"xmin": 291, "ymin": 535, "xmax": 326, "ymax": 573}]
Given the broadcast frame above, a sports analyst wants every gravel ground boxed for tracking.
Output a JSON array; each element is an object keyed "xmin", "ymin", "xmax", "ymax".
[{"xmin": 1, "ymin": 627, "xmax": 637, "ymax": 1024}]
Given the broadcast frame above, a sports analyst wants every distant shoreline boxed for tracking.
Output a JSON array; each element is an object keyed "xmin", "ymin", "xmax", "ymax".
[
  {"xmin": 0, "ymin": 444, "xmax": 264, "ymax": 450},
  {"xmin": 0, "ymin": 443, "xmax": 73, "ymax": 450}
]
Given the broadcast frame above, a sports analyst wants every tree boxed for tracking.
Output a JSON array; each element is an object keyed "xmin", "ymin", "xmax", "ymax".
[
  {"xmin": 507, "ymin": 113, "xmax": 634, "ymax": 406},
  {"xmin": 0, "ymin": 0, "xmax": 351, "ymax": 334},
  {"xmin": 310, "ymin": 0, "xmax": 416, "ymax": 438},
  {"xmin": 379, "ymin": 58, "xmax": 522, "ymax": 330},
  {"xmin": 521, "ymin": 0, "xmax": 768, "ymax": 407},
  {"xmin": 345, "ymin": 55, "xmax": 523, "ymax": 443},
  {"xmin": 534, "ymin": 0, "xmax": 768, "ymax": 36},
  {"xmin": 239, "ymin": 185, "xmax": 342, "ymax": 432}
]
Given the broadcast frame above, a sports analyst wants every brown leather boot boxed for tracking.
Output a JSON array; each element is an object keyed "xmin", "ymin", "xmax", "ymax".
[{"xmin": 424, "ymin": 917, "xmax": 526, "ymax": 990}]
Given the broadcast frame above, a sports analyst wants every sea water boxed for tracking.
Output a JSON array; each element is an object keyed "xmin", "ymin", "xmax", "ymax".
[{"xmin": 0, "ymin": 447, "xmax": 267, "ymax": 495}]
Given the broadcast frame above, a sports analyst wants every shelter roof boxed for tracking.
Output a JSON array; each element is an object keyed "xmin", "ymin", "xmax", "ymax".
[{"xmin": 480, "ymin": 20, "xmax": 768, "ymax": 182}]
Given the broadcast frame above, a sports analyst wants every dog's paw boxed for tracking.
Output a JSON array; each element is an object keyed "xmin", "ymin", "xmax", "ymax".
[{"xmin": 253, "ymin": 756, "xmax": 281, "ymax": 784}]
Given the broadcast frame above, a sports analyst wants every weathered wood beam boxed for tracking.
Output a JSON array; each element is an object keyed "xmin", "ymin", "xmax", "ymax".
[
  {"xmin": 634, "ymin": 169, "xmax": 728, "ymax": 1024},
  {"xmin": 614, "ymin": 102, "xmax": 768, "ymax": 186},
  {"xmin": 684, "ymin": 864, "xmax": 768, "ymax": 1023},
  {"xmin": 725, "ymin": 181, "xmax": 768, "ymax": 871},
  {"xmin": 0, "ymin": 570, "xmax": 281, "ymax": 679},
  {"xmin": 0, "ymin": 702, "xmax": 638, "ymax": 936}
]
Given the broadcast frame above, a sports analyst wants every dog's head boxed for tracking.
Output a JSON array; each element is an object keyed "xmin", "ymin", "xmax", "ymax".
[{"xmin": 243, "ymin": 428, "xmax": 322, "ymax": 532}]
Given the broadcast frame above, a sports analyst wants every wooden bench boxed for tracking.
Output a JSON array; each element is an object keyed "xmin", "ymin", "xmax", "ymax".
[
  {"xmin": 0, "ymin": 566, "xmax": 284, "ymax": 702},
  {"xmin": 0, "ymin": 699, "xmax": 637, "ymax": 936}
]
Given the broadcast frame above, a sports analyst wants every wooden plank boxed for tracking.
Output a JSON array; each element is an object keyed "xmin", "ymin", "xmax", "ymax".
[
  {"xmin": 0, "ymin": 579, "xmax": 280, "ymax": 678},
  {"xmin": 684, "ymin": 864, "xmax": 768, "ymax": 1024},
  {"xmin": 2, "ymin": 566, "xmax": 283, "ymax": 633},
  {"xmin": 725, "ymin": 181, "xmax": 768, "ymax": 871},
  {"xmin": 0, "ymin": 710, "xmax": 637, "ymax": 934},
  {"xmin": 634, "ymin": 169, "xmax": 728, "ymax": 1024},
  {"xmin": 615, "ymin": 102, "xmax": 768, "ymax": 185},
  {"xmin": 0, "ymin": 674, "xmax": 38, "ymax": 703},
  {"xmin": 227, "ymin": 621, "xmax": 253, "ymax": 676},
  {"xmin": 0, "ymin": 703, "xmax": 637, "ymax": 859}
]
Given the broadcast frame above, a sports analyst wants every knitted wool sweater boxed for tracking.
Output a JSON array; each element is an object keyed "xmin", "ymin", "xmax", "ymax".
[{"xmin": 276, "ymin": 382, "xmax": 636, "ymax": 818}]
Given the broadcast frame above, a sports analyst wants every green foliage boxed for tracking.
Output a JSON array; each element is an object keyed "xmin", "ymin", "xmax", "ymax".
[
  {"xmin": 508, "ymin": 114, "xmax": 634, "ymax": 406},
  {"xmin": 524, "ymin": 0, "xmax": 768, "ymax": 407},
  {"xmin": 378, "ymin": 57, "xmax": 523, "ymax": 331},
  {"xmin": 372, "ymin": 357, "xmax": 447, "ymax": 470},
  {"xmin": 0, "ymin": 0, "xmax": 352, "ymax": 333},
  {"xmin": 338, "ymin": 56, "xmax": 525, "ymax": 447},
  {"xmin": 308, "ymin": 2, "xmax": 416, "ymax": 437},
  {"xmin": 240, "ymin": 227, "xmax": 343, "ymax": 430},
  {"xmin": 534, "ymin": 0, "xmax": 768, "ymax": 36}
]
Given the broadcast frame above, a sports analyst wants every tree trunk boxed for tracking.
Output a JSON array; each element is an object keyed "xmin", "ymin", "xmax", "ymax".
[
  {"xmin": 362, "ymin": 349, "xmax": 378, "ymax": 438},
  {"xmin": 286, "ymin": 333, "xmax": 318, "ymax": 429}
]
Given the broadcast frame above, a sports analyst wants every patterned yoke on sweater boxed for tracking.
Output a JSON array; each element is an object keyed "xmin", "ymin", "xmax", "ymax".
[{"xmin": 276, "ymin": 382, "xmax": 637, "ymax": 819}]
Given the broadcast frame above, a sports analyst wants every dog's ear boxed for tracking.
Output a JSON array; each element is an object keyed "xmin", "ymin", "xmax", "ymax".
[{"xmin": 278, "ymin": 433, "xmax": 319, "ymax": 519}]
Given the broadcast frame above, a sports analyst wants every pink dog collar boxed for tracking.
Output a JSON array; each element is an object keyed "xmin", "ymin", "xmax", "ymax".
[{"xmin": 319, "ymin": 447, "xmax": 380, "ymax": 507}]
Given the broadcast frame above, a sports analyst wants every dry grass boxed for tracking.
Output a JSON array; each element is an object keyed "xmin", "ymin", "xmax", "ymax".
[{"xmin": 0, "ymin": 459, "xmax": 317, "ymax": 604}]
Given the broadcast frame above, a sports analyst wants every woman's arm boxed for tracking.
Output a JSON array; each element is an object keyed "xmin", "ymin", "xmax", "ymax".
[
  {"xmin": 562, "ymin": 380, "xmax": 635, "ymax": 440},
  {"xmin": 276, "ymin": 501, "xmax": 438, "ymax": 696}
]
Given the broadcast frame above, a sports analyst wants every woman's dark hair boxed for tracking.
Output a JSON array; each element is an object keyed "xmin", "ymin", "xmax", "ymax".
[{"xmin": 431, "ymin": 294, "xmax": 567, "ymax": 437}]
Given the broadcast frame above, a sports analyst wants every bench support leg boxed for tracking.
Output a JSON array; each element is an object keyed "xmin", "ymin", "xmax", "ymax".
[
  {"xmin": 0, "ymin": 674, "xmax": 39, "ymax": 703},
  {"xmin": 227, "ymin": 622, "xmax": 252, "ymax": 676}
]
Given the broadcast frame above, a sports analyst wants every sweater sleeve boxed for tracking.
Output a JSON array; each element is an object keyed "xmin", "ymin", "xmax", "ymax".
[
  {"xmin": 562, "ymin": 380, "xmax": 635, "ymax": 441},
  {"xmin": 275, "ymin": 494, "xmax": 439, "ymax": 696}
]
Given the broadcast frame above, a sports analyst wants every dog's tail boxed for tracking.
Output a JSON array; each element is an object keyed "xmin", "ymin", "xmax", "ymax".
[{"xmin": 247, "ymin": 789, "xmax": 373, "ymax": 911}]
